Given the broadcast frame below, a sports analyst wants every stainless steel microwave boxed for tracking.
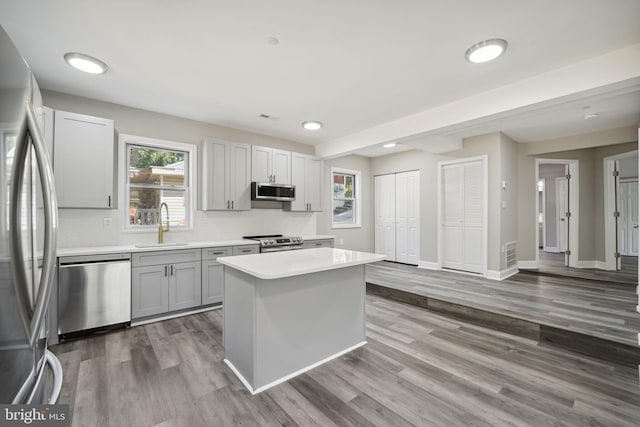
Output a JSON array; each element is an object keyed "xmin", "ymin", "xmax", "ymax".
[{"xmin": 251, "ymin": 182, "xmax": 296, "ymax": 201}]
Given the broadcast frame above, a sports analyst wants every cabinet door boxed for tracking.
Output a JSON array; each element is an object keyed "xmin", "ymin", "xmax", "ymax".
[
  {"xmin": 272, "ymin": 149, "xmax": 291, "ymax": 184},
  {"xmin": 53, "ymin": 110, "xmax": 115, "ymax": 208},
  {"xmin": 132, "ymin": 265, "xmax": 169, "ymax": 319},
  {"xmin": 202, "ymin": 140, "xmax": 229, "ymax": 210},
  {"xmin": 289, "ymin": 153, "xmax": 307, "ymax": 211},
  {"xmin": 306, "ymin": 157, "xmax": 323, "ymax": 211},
  {"xmin": 252, "ymin": 145, "xmax": 271, "ymax": 183},
  {"xmin": 202, "ymin": 259, "xmax": 224, "ymax": 305},
  {"xmin": 229, "ymin": 143, "xmax": 251, "ymax": 210},
  {"xmin": 169, "ymin": 261, "xmax": 202, "ymax": 311}
]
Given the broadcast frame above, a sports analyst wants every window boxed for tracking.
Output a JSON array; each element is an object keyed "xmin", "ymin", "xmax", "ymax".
[
  {"xmin": 332, "ymin": 167, "xmax": 361, "ymax": 228},
  {"xmin": 123, "ymin": 135, "xmax": 194, "ymax": 229}
]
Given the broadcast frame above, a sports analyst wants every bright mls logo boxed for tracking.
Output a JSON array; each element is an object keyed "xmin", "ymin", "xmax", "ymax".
[{"xmin": 0, "ymin": 405, "xmax": 69, "ymax": 426}]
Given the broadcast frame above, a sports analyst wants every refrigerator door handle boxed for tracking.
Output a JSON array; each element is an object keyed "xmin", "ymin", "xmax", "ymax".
[{"xmin": 9, "ymin": 94, "xmax": 58, "ymax": 348}]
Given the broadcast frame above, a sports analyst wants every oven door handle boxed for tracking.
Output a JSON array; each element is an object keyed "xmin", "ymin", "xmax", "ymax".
[{"xmin": 261, "ymin": 245, "xmax": 304, "ymax": 253}]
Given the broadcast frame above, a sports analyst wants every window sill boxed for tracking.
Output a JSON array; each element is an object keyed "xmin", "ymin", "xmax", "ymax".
[{"xmin": 331, "ymin": 224, "xmax": 361, "ymax": 229}]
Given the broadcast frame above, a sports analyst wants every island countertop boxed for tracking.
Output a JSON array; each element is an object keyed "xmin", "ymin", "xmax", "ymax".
[{"xmin": 217, "ymin": 247, "xmax": 385, "ymax": 280}]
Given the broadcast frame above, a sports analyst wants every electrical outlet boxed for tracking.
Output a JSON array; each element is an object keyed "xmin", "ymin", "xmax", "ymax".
[{"xmin": 103, "ymin": 217, "xmax": 112, "ymax": 229}]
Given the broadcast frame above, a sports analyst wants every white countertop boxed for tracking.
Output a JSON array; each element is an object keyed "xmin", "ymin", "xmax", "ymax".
[
  {"xmin": 217, "ymin": 247, "xmax": 385, "ymax": 279},
  {"xmin": 55, "ymin": 235, "xmax": 334, "ymax": 257}
]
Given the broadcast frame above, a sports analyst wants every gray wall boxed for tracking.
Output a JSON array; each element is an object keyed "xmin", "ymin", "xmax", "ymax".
[
  {"xmin": 517, "ymin": 139, "xmax": 638, "ymax": 262},
  {"xmin": 43, "ymin": 90, "xmax": 319, "ymax": 247},
  {"xmin": 371, "ymin": 132, "xmax": 509, "ymax": 272},
  {"xmin": 317, "ymin": 155, "xmax": 374, "ymax": 252}
]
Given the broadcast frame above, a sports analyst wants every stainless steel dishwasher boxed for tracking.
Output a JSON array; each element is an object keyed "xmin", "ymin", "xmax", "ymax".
[{"xmin": 58, "ymin": 253, "xmax": 131, "ymax": 338}]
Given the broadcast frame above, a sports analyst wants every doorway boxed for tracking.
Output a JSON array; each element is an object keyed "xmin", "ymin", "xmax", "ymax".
[
  {"xmin": 437, "ymin": 156, "xmax": 487, "ymax": 275},
  {"xmin": 535, "ymin": 159, "xmax": 579, "ymax": 269},
  {"xmin": 604, "ymin": 150, "xmax": 638, "ymax": 275},
  {"xmin": 374, "ymin": 171, "xmax": 420, "ymax": 265}
]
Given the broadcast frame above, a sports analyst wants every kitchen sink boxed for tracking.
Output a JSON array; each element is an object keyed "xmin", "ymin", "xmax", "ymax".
[{"xmin": 134, "ymin": 242, "xmax": 190, "ymax": 248}]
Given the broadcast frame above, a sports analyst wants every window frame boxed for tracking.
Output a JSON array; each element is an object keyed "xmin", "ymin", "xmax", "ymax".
[
  {"xmin": 331, "ymin": 167, "xmax": 361, "ymax": 229},
  {"xmin": 119, "ymin": 134, "xmax": 196, "ymax": 232}
]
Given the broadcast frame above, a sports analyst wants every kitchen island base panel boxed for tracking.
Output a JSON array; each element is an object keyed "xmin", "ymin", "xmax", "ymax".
[
  {"xmin": 224, "ymin": 265, "xmax": 366, "ymax": 393},
  {"xmin": 224, "ymin": 340, "xmax": 367, "ymax": 395}
]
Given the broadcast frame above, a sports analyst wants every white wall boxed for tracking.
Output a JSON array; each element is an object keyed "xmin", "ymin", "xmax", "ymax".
[{"xmin": 43, "ymin": 90, "xmax": 319, "ymax": 248}]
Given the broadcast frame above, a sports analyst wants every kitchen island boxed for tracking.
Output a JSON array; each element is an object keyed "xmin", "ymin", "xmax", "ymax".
[{"xmin": 217, "ymin": 247, "xmax": 385, "ymax": 394}]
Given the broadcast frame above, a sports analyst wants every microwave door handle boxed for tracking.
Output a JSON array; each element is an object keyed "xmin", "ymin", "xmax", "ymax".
[{"xmin": 27, "ymin": 98, "xmax": 58, "ymax": 348}]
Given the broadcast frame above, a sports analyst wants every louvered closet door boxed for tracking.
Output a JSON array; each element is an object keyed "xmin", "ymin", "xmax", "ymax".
[
  {"xmin": 462, "ymin": 161, "xmax": 484, "ymax": 273},
  {"xmin": 375, "ymin": 174, "xmax": 396, "ymax": 260},
  {"xmin": 396, "ymin": 171, "xmax": 420, "ymax": 264},
  {"xmin": 442, "ymin": 160, "xmax": 484, "ymax": 273},
  {"xmin": 442, "ymin": 164, "xmax": 464, "ymax": 270}
]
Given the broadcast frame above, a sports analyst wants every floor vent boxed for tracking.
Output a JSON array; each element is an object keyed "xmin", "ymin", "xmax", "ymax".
[{"xmin": 505, "ymin": 241, "xmax": 517, "ymax": 268}]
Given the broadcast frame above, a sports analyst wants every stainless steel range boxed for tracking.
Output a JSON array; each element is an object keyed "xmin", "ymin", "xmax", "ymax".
[{"xmin": 244, "ymin": 234, "xmax": 304, "ymax": 253}]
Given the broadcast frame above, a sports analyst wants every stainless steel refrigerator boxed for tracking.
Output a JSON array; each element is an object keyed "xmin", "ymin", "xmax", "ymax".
[{"xmin": 0, "ymin": 24, "xmax": 62, "ymax": 404}]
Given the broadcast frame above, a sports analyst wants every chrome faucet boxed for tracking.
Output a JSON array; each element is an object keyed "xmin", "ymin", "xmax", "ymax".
[{"xmin": 158, "ymin": 202, "xmax": 169, "ymax": 243}]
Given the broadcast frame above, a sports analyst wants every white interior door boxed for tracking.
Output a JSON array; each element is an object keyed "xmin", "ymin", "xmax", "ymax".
[
  {"xmin": 441, "ymin": 160, "xmax": 484, "ymax": 274},
  {"xmin": 395, "ymin": 171, "xmax": 420, "ymax": 264},
  {"xmin": 556, "ymin": 177, "xmax": 567, "ymax": 255},
  {"xmin": 375, "ymin": 174, "xmax": 396, "ymax": 260},
  {"xmin": 462, "ymin": 162, "xmax": 484, "ymax": 273},
  {"xmin": 619, "ymin": 181, "xmax": 639, "ymax": 256},
  {"xmin": 442, "ymin": 164, "xmax": 464, "ymax": 270}
]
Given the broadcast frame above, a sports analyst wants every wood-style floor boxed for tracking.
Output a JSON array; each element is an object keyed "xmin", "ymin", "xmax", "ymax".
[
  {"xmin": 365, "ymin": 262, "xmax": 640, "ymax": 347},
  {"xmin": 523, "ymin": 250, "xmax": 638, "ymax": 285},
  {"xmin": 52, "ymin": 295, "xmax": 640, "ymax": 427}
]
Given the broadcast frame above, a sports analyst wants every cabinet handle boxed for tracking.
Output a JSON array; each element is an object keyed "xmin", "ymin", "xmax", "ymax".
[
  {"xmin": 164, "ymin": 265, "xmax": 168, "ymax": 276},
  {"xmin": 212, "ymin": 251, "xmax": 224, "ymax": 255},
  {"xmin": 241, "ymin": 249, "xmax": 251, "ymax": 253},
  {"xmin": 231, "ymin": 200, "xmax": 234, "ymax": 209},
  {"xmin": 108, "ymin": 195, "xmax": 111, "ymax": 207},
  {"xmin": 170, "ymin": 265, "xmax": 174, "ymax": 276},
  {"xmin": 227, "ymin": 200, "xmax": 230, "ymax": 209}
]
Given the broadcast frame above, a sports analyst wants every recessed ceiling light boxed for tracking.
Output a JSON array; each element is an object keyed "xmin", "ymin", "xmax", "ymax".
[
  {"xmin": 465, "ymin": 39, "xmax": 508, "ymax": 63},
  {"xmin": 583, "ymin": 112, "xmax": 599, "ymax": 120},
  {"xmin": 302, "ymin": 121, "xmax": 323, "ymax": 130},
  {"xmin": 383, "ymin": 143, "xmax": 396, "ymax": 148},
  {"xmin": 64, "ymin": 52, "xmax": 108, "ymax": 74}
]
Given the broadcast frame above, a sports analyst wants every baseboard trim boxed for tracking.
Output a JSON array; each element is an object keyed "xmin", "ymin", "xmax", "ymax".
[
  {"xmin": 517, "ymin": 260, "xmax": 538, "ymax": 269},
  {"xmin": 417, "ymin": 261, "xmax": 438, "ymax": 270},
  {"xmin": 575, "ymin": 260, "xmax": 608, "ymax": 270},
  {"xmin": 486, "ymin": 266, "xmax": 519, "ymax": 281},
  {"xmin": 131, "ymin": 304, "xmax": 221, "ymax": 327}
]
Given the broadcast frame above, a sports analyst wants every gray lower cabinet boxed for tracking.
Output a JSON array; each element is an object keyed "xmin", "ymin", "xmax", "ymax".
[
  {"xmin": 302, "ymin": 239, "xmax": 334, "ymax": 249},
  {"xmin": 169, "ymin": 261, "xmax": 202, "ymax": 311},
  {"xmin": 132, "ymin": 249, "xmax": 202, "ymax": 319},
  {"xmin": 201, "ymin": 246, "xmax": 233, "ymax": 305},
  {"xmin": 131, "ymin": 265, "xmax": 170, "ymax": 318}
]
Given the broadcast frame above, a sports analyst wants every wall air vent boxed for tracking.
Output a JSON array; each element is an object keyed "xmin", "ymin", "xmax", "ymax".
[{"xmin": 505, "ymin": 241, "xmax": 517, "ymax": 269}]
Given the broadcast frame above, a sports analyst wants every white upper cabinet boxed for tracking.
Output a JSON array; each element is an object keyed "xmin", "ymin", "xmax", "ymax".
[
  {"xmin": 286, "ymin": 153, "xmax": 323, "ymax": 212},
  {"xmin": 201, "ymin": 139, "xmax": 251, "ymax": 211},
  {"xmin": 251, "ymin": 145, "xmax": 291, "ymax": 184},
  {"xmin": 53, "ymin": 110, "xmax": 115, "ymax": 209}
]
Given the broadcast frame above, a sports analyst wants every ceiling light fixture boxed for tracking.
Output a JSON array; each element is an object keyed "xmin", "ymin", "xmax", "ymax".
[
  {"xmin": 64, "ymin": 52, "xmax": 108, "ymax": 74},
  {"xmin": 383, "ymin": 143, "xmax": 396, "ymax": 148},
  {"xmin": 464, "ymin": 39, "xmax": 508, "ymax": 63},
  {"xmin": 302, "ymin": 121, "xmax": 323, "ymax": 130},
  {"xmin": 583, "ymin": 112, "xmax": 599, "ymax": 120}
]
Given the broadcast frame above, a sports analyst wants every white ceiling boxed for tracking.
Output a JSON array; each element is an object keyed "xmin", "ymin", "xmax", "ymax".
[{"xmin": 1, "ymin": 0, "xmax": 639, "ymax": 157}]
